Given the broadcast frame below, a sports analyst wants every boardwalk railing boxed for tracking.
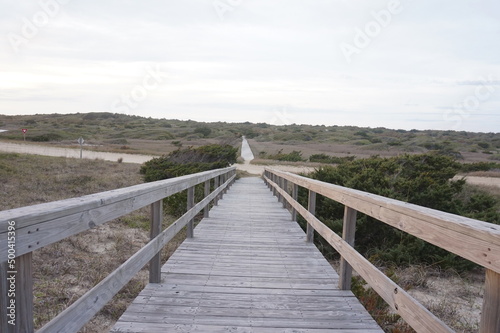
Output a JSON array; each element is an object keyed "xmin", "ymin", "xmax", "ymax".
[
  {"xmin": 264, "ymin": 168, "xmax": 500, "ymax": 333},
  {"xmin": 0, "ymin": 166, "xmax": 236, "ymax": 333}
]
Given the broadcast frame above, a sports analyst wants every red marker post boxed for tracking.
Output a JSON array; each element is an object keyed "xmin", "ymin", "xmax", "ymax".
[{"xmin": 21, "ymin": 129, "xmax": 27, "ymax": 141}]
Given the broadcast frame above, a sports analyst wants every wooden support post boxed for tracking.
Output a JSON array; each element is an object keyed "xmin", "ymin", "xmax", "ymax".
[
  {"xmin": 220, "ymin": 175, "xmax": 226, "ymax": 199},
  {"xmin": 1, "ymin": 261, "xmax": 9, "ymax": 333},
  {"xmin": 339, "ymin": 207, "xmax": 357, "ymax": 290},
  {"xmin": 187, "ymin": 187, "xmax": 195, "ymax": 238},
  {"xmin": 204, "ymin": 180, "xmax": 210, "ymax": 218},
  {"xmin": 214, "ymin": 176, "xmax": 219, "ymax": 205},
  {"xmin": 16, "ymin": 253, "xmax": 34, "ymax": 333},
  {"xmin": 149, "ymin": 200, "xmax": 163, "ymax": 283},
  {"xmin": 307, "ymin": 190, "xmax": 316, "ymax": 243},
  {"xmin": 291, "ymin": 183, "xmax": 298, "ymax": 221},
  {"xmin": 272, "ymin": 175, "xmax": 277, "ymax": 197},
  {"xmin": 277, "ymin": 177, "xmax": 283, "ymax": 204},
  {"xmin": 480, "ymin": 269, "xmax": 500, "ymax": 333},
  {"xmin": 282, "ymin": 179, "xmax": 288, "ymax": 209}
]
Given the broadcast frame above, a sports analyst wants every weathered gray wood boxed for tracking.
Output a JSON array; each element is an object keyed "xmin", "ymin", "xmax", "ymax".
[
  {"xmin": 0, "ymin": 167, "xmax": 236, "ymax": 261},
  {"xmin": 16, "ymin": 253, "xmax": 33, "ymax": 333},
  {"xmin": 307, "ymin": 190, "xmax": 316, "ymax": 243},
  {"xmin": 339, "ymin": 207, "xmax": 357, "ymax": 290},
  {"xmin": 0, "ymin": 262, "xmax": 7, "ymax": 333},
  {"xmin": 265, "ymin": 168, "xmax": 500, "ymax": 274},
  {"xmin": 214, "ymin": 176, "xmax": 219, "ymax": 205},
  {"xmin": 113, "ymin": 178, "xmax": 382, "ymax": 333},
  {"xmin": 187, "ymin": 186, "xmax": 195, "ymax": 238},
  {"xmin": 36, "ymin": 173, "xmax": 236, "ymax": 333},
  {"xmin": 292, "ymin": 183, "xmax": 298, "ymax": 221},
  {"xmin": 267, "ymin": 177, "xmax": 453, "ymax": 333},
  {"xmin": 149, "ymin": 200, "xmax": 163, "ymax": 284},
  {"xmin": 204, "ymin": 180, "xmax": 210, "ymax": 218},
  {"xmin": 283, "ymin": 179, "xmax": 289, "ymax": 209},
  {"xmin": 480, "ymin": 269, "xmax": 500, "ymax": 333}
]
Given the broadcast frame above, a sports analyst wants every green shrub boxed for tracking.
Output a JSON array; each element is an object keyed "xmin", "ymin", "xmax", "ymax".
[
  {"xmin": 267, "ymin": 150, "xmax": 304, "ymax": 162},
  {"xmin": 140, "ymin": 144, "xmax": 238, "ymax": 216},
  {"xmin": 309, "ymin": 154, "xmax": 356, "ymax": 164},
  {"xmin": 303, "ymin": 153, "xmax": 500, "ymax": 269},
  {"xmin": 194, "ymin": 127, "xmax": 212, "ymax": 138},
  {"xmin": 31, "ymin": 133, "xmax": 63, "ymax": 142}
]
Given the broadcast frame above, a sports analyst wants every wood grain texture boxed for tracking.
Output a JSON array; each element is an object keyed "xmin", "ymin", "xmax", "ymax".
[
  {"xmin": 339, "ymin": 207, "xmax": 357, "ymax": 291},
  {"xmin": 36, "ymin": 173, "xmax": 236, "ymax": 333},
  {"xmin": 265, "ymin": 168, "xmax": 500, "ymax": 273},
  {"xmin": 266, "ymin": 174, "xmax": 453, "ymax": 333},
  {"xmin": 112, "ymin": 177, "xmax": 382, "ymax": 333},
  {"xmin": 0, "ymin": 167, "xmax": 236, "ymax": 261},
  {"xmin": 480, "ymin": 269, "xmax": 500, "ymax": 333},
  {"xmin": 149, "ymin": 200, "xmax": 163, "ymax": 284}
]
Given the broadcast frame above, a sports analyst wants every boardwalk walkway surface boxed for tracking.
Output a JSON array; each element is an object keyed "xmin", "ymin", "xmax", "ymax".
[{"xmin": 112, "ymin": 177, "xmax": 383, "ymax": 333}]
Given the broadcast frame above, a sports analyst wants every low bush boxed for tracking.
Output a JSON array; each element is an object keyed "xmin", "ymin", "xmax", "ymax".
[
  {"xmin": 267, "ymin": 149, "xmax": 304, "ymax": 162},
  {"xmin": 140, "ymin": 144, "xmax": 238, "ymax": 216},
  {"xmin": 301, "ymin": 153, "xmax": 500, "ymax": 270},
  {"xmin": 309, "ymin": 153, "xmax": 356, "ymax": 164}
]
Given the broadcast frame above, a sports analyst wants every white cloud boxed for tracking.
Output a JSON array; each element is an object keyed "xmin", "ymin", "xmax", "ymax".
[{"xmin": 0, "ymin": 0, "xmax": 499, "ymax": 132}]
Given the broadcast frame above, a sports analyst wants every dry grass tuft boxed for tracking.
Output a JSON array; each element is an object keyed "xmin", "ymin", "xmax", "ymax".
[{"xmin": 1, "ymin": 153, "xmax": 186, "ymax": 332}]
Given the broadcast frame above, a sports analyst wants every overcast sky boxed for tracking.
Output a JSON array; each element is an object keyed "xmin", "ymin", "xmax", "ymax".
[{"xmin": 1, "ymin": 0, "xmax": 499, "ymax": 132}]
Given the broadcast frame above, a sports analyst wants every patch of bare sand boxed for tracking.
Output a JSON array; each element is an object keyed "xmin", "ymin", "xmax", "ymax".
[
  {"xmin": 235, "ymin": 160, "xmax": 315, "ymax": 175},
  {"xmin": 455, "ymin": 175, "xmax": 500, "ymax": 188}
]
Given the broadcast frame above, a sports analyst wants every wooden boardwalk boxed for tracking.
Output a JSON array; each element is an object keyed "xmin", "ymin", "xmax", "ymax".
[{"xmin": 111, "ymin": 177, "xmax": 382, "ymax": 333}]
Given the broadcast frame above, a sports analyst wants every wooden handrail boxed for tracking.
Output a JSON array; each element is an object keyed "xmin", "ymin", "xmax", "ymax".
[
  {"xmin": 264, "ymin": 167, "xmax": 500, "ymax": 333},
  {"xmin": 0, "ymin": 167, "xmax": 236, "ymax": 333}
]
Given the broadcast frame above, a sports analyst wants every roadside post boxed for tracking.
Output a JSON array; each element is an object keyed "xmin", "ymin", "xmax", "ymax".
[{"xmin": 78, "ymin": 137, "xmax": 84, "ymax": 159}]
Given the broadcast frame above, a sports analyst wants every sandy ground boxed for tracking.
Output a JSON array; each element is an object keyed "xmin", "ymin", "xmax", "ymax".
[
  {"xmin": 459, "ymin": 175, "xmax": 500, "ymax": 188},
  {"xmin": 238, "ymin": 136, "xmax": 315, "ymax": 175},
  {"xmin": 0, "ymin": 141, "xmax": 156, "ymax": 164},
  {"xmin": 2, "ymin": 140, "xmax": 500, "ymax": 184}
]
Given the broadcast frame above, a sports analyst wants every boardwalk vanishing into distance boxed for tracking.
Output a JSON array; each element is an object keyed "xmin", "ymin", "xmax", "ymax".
[
  {"xmin": 2, "ymin": 166, "xmax": 499, "ymax": 333},
  {"xmin": 112, "ymin": 177, "xmax": 383, "ymax": 332}
]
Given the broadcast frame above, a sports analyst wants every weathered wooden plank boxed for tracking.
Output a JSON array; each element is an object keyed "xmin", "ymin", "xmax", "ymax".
[
  {"xmin": 266, "ymin": 168, "xmax": 500, "ymax": 273},
  {"xmin": 267, "ymin": 176, "xmax": 452, "ymax": 333},
  {"xmin": 16, "ymin": 253, "xmax": 33, "ymax": 333},
  {"xmin": 111, "ymin": 321, "xmax": 383, "ymax": 333},
  {"xmin": 339, "ymin": 206, "xmax": 357, "ymax": 290},
  {"xmin": 203, "ymin": 180, "xmax": 210, "ymax": 218},
  {"xmin": 480, "ymin": 269, "xmax": 500, "ymax": 333},
  {"xmin": 307, "ymin": 190, "xmax": 316, "ymax": 243},
  {"xmin": 37, "ymin": 174, "xmax": 236, "ymax": 333},
  {"xmin": 149, "ymin": 200, "xmax": 163, "ymax": 284},
  {"xmin": 187, "ymin": 186, "xmax": 195, "ymax": 238},
  {"xmin": 0, "ymin": 262, "xmax": 8, "ymax": 333},
  {"xmin": 113, "ymin": 178, "xmax": 382, "ymax": 332},
  {"xmin": 0, "ymin": 167, "xmax": 236, "ymax": 261}
]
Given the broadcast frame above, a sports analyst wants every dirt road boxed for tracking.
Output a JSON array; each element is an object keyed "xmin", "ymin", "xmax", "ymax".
[
  {"xmin": 0, "ymin": 141, "xmax": 156, "ymax": 164},
  {"xmin": 2, "ymin": 140, "xmax": 499, "ymax": 183}
]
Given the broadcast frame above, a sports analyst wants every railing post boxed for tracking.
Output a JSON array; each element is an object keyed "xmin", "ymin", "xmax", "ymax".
[
  {"xmin": 220, "ymin": 174, "xmax": 226, "ymax": 199},
  {"xmin": 339, "ymin": 207, "xmax": 357, "ymax": 290},
  {"xmin": 480, "ymin": 269, "xmax": 500, "ymax": 333},
  {"xmin": 277, "ymin": 177, "xmax": 283, "ymax": 203},
  {"xmin": 282, "ymin": 179, "xmax": 288, "ymax": 209},
  {"xmin": 149, "ymin": 200, "xmax": 163, "ymax": 283},
  {"xmin": 187, "ymin": 186, "xmax": 195, "ymax": 238},
  {"xmin": 204, "ymin": 180, "xmax": 210, "ymax": 218},
  {"xmin": 1, "ymin": 261, "xmax": 7, "ymax": 333},
  {"xmin": 307, "ymin": 190, "xmax": 316, "ymax": 243},
  {"xmin": 292, "ymin": 184, "xmax": 298, "ymax": 221},
  {"xmin": 7, "ymin": 253, "xmax": 34, "ymax": 333},
  {"xmin": 214, "ymin": 176, "xmax": 219, "ymax": 206}
]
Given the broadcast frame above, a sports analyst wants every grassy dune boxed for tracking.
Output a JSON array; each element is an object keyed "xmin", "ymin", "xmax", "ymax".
[{"xmin": 0, "ymin": 153, "xmax": 184, "ymax": 332}]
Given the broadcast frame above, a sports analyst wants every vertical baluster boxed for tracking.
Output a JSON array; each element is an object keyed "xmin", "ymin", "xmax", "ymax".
[
  {"xmin": 149, "ymin": 200, "xmax": 163, "ymax": 283},
  {"xmin": 307, "ymin": 191, "xmax": 316, "ymax": 243},
  {"xmin": 339, "ymin": 207, "xmax": 357, "ymax": 290}
]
